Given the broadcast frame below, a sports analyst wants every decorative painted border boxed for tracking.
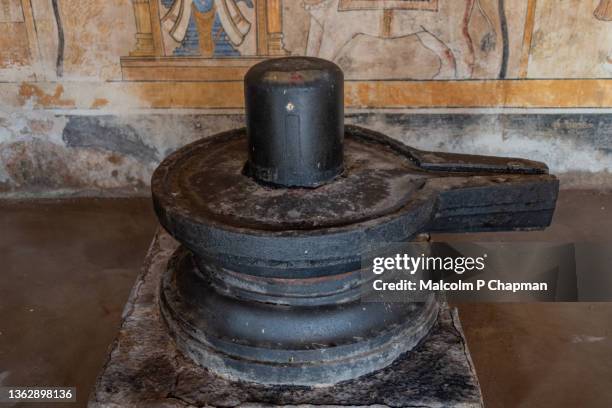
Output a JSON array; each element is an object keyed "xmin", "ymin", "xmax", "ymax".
[
  {"xmin": 8, "ymin": 79, "xmax": 612, "ymax": 110},
  {"xmin": 338, "ymin": 0, "xmax": 438, "ymax": 11}
]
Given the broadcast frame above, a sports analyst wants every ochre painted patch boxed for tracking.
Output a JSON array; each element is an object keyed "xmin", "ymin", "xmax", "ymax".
[
  {"xmin": 18, "ymin": 83, "xmax": 75, "ymax": 108},
  {"xmin": 91, "ymin": 98, "xmax": 110, "ymax": 108}
]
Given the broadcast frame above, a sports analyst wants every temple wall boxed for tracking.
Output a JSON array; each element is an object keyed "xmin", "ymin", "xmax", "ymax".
[{"xmin": 0, "ymin": 0, "xmax": 611, "ymax": 195}]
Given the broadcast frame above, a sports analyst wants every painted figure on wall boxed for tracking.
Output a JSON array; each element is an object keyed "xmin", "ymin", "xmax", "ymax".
[
  {"xmin": 594, "ymin": 0, "xmax": 612, "ymax": 73},
  {"xmin": 161, "ymin": 0, "xmax": 254, "ymax": 56},
  {"xmin": 303, "ymin": 0, "xmax": 504, "ymax": 79}
]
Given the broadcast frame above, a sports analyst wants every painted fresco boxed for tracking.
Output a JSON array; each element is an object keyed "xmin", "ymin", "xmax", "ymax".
[
  {"xmin": 115, "ymin": 0, "xmax": 611, "ymax": 81},
  {"xmin": 126, "ymin": 0, "xmax": 506, "ymax": 79},
  {"xmin": 160, "ymin": 0, "xmax": 256, "ymax": 56},
  {"xmin": 526, "ymin": 0, "xmax": 612, "ymax": 78},
  {"xmin": 594, "ymin": 0, "xmax": 611, "ymax": 73},
  {"xmin": 0, "ymin": 0, "xmax": 610, "ymax": 100}
]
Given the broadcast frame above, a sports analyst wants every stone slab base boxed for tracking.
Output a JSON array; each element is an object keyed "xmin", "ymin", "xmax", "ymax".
[{"xmin": 89, "ymin": 230, "xmax": 483, "ymax": 408}]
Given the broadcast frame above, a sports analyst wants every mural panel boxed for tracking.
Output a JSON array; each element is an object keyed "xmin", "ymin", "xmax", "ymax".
[
  {"xmin": 124, "ymin": 0, "xmax": 512, "ymax": 80},
  {"xmin": 0, "ymin": 0, "xmax": 610, "ymax": 107},
  {"xmin": 305, "ymin": 0, "xmax": 506, "ymax": 79},
  {"xmin": 526, "ymin": 0, "xmax": 612, "ymax": 78},
  {"xmin": 160, "ymin": 0, "xmax": 256, "ymax": 57}
]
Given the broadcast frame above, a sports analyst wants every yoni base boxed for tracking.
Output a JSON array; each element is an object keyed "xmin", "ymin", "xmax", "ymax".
[{"xmin": 89, "ymin": 230, "xmax": 483, "ymax": 408}]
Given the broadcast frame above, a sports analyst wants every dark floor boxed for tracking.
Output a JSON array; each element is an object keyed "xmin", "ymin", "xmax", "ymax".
[
  {"xmin": 0, "ymin": 191, "xmax": 611, "ymax": 407},
  {"xmin": 0, "ymin": 198, "xmax": 157, "ymax": 407}
]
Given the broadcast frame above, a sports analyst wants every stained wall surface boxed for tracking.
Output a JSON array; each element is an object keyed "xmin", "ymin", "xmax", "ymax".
[{"xmin": 0, "ymin": 0, "xmax": 611, "ymax": 193}]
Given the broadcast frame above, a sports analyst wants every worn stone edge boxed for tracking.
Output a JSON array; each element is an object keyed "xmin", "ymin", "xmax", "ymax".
[
  {"xmin": 450, "ymin": 308, "xmax": 485, "ymax": 408},
  {"xmin": 87, "ymin": 231, "xmax": 168, "ymax": 408}
]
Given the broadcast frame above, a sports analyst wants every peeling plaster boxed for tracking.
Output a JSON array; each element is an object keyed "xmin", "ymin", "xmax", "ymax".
[
  {"xmin": 0, "ymin": 110, "xmax": 68, "ymax": 146},
  {"xmin": 0, "ymin": 112, "xmax": 610, "ymax": 196}
]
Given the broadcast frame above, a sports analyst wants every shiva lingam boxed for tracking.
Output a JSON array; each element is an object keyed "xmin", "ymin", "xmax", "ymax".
[{"xmin": 151, "ymin": 57, "xmax": 558, "ymax": 386}]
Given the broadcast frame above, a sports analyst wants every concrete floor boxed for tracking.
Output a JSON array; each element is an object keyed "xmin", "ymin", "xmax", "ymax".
[{"xmin": 0, "ymin": 190, "xmax": 611, "ymax": 407}]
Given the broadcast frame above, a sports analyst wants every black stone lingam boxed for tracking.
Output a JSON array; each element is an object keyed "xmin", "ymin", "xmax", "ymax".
[{"xmin": 151, "ymin": 57, "xmax": 558, "ymax": 386}]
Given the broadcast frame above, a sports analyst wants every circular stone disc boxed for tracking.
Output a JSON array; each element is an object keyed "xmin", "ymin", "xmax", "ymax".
[
  {"xmin": 153, "ymin": 127, "xmax": 429, "ymax": 232},
  {"xmin": 160, "ymin": 246, "xmax": 440, "ymax": 386}
]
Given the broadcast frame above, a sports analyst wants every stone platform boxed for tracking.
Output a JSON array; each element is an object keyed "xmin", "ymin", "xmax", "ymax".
[{"xmin": 89, "ymin": 230, "xmax": 483, "ymax": 408}]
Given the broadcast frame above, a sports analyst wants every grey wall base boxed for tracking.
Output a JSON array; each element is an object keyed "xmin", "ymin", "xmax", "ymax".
[
  {"xmin": 2, "ymin": 112, "xmax": 612, "ymax": 196},
  {"xmin": 89, "ymin": 230, "xmax": 484, "ymax": 408}
]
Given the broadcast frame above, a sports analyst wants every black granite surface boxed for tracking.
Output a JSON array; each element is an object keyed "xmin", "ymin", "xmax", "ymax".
[{"xmin": 90, "ymin": 230, "xmax": 483, "ymax": 408}]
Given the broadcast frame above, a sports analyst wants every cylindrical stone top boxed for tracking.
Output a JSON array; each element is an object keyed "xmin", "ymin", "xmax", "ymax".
[{"xmin": 244, "ymin": 57, "xmax": 344, "ymax": 188}]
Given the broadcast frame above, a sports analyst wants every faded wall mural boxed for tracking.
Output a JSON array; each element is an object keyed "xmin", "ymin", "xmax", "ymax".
[
  {"xmin": 0, "ymin": 0, "xmax": 611, "ymax": 194},
  {"xmin": 594, "ymin": 0, "xmax": 612, "ymax": 73},
  {"xmin": 1, "ymin": 0, "xmax": 611, "ymax": 85},
  {"xmin": 116, "ymin": 0, "xmax": 612, "ymax": 81},
  {"xmin": 124, "ymin": 0, "xmax": 506, "ymax": 80}
]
